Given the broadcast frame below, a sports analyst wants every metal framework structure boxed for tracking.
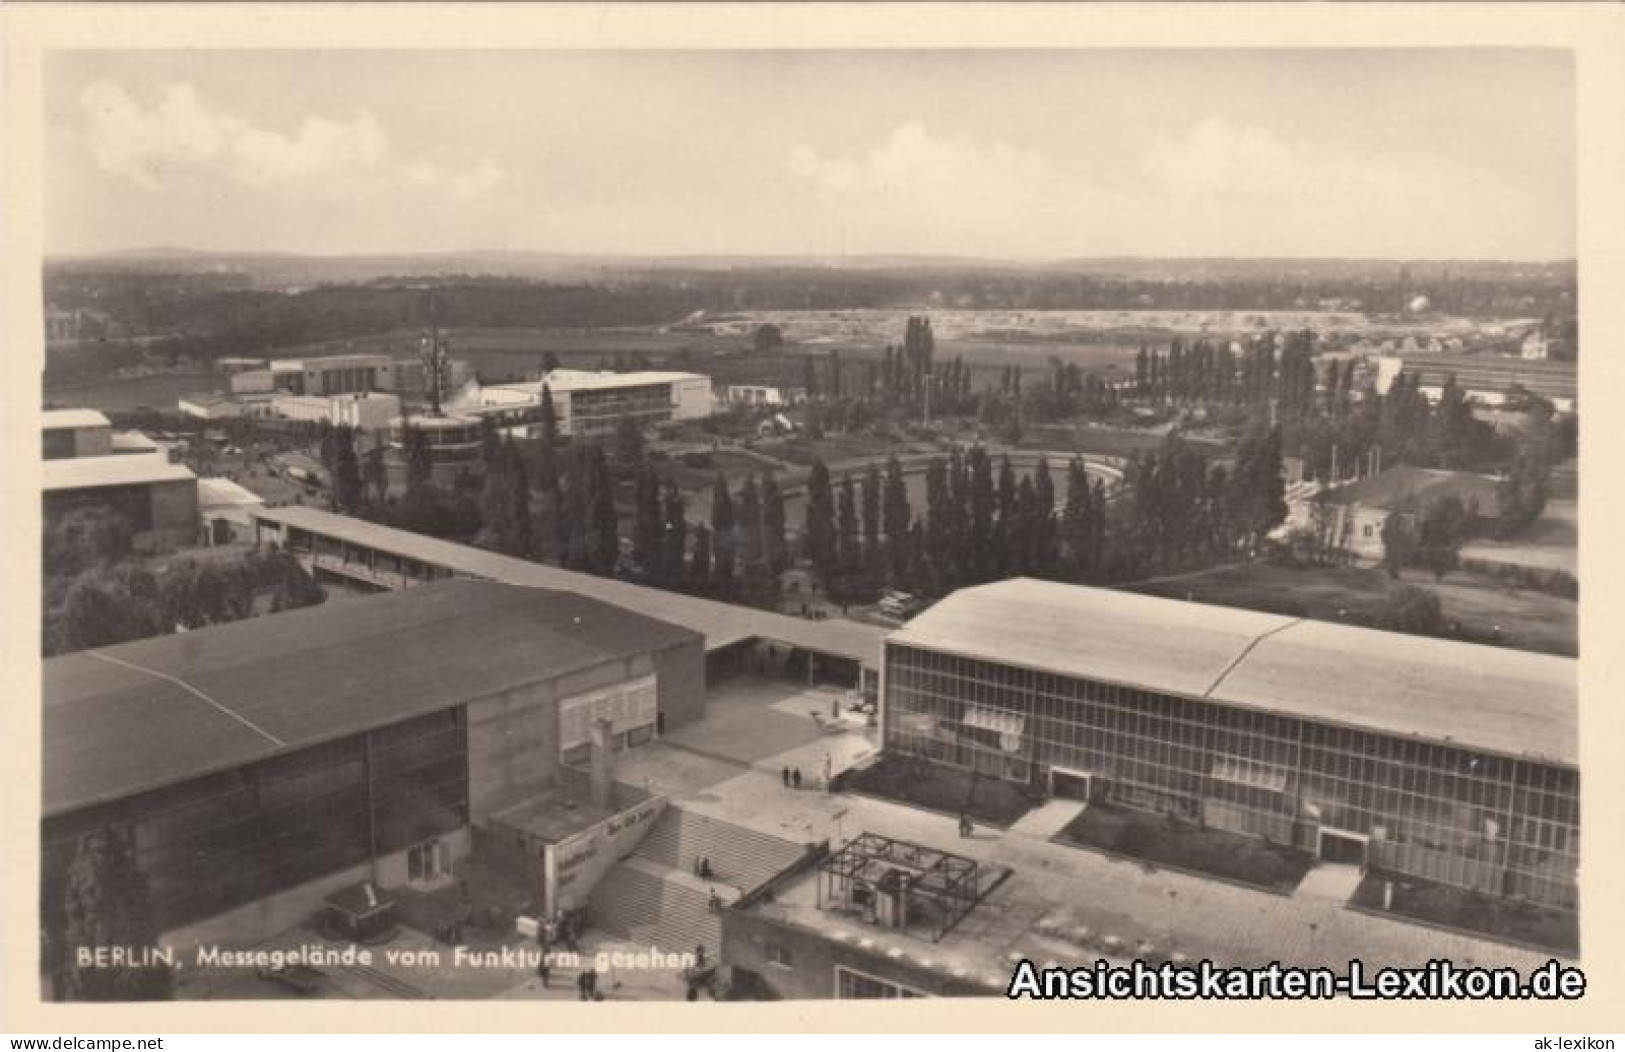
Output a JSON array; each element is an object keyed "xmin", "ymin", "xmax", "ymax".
[{"xmin": 817, "ymin": 832, "xmax": 988, "ymax": 943}]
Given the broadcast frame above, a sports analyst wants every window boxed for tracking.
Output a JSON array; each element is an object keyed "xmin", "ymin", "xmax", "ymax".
[
  {"xmin": 766, "ymin": 944, "xmax": 794, "ymax": 969},
  {"xmin": 407, "ymin": 837, "xmax": 451, "ymax": 883},
  {"xmin": 835, "ymin": 966, "xmax": 925, "ymax": 999}
]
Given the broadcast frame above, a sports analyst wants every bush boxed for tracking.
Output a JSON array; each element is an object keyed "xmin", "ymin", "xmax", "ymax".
[{"xmin": 1380, "ymin": 585, "xmax": 1442, "ymax": 635}]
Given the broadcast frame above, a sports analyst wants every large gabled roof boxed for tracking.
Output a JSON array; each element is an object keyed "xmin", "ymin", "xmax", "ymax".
[
  {"xmin": 889, "ymin": 578, "xmax": 1576, "ymax": 767},
  {"xmin": 43, "ymin": 580, "xmax": 701, "ymax": 817}
]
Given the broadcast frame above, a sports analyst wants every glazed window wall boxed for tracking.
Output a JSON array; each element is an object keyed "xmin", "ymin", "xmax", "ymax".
[
  {"xmin": 568, "ymin": 385, "xmax": 674, "ymax": 436},
  {"xmin": 882, "ymin": 643, "xmax": 1578, "ymax": 908},
  {"xmin": 42, "ymin": 710, "xmax": 469, "ymax": 934}
]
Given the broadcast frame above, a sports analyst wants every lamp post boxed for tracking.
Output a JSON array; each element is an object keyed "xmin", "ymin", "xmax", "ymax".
[{"xmin": 1165, "ymin": 888, "xmax": 1177, "ymax": 947}]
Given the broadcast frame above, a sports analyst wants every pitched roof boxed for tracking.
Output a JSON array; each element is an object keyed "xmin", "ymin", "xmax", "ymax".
[
  {"xmin": 43, "ymin": 580, "xmax": 701, "ymax": 816},
  {"xmin": 890, "ymin": 578, "xmax": 1575, "ymax": 766}
]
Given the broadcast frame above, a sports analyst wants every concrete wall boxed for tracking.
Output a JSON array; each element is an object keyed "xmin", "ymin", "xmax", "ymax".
[
  {"xmin": 466, "ymin": 680, "xmax": 563, "ymax": 822},
  {"xmin": 160, "ymin": 828, "xmax": 472, "ymax": 960},
  {"xmin": 145, "ymin": 478, "xmax": 201, "ymax": 552},
  {"xmin": 653, "ymin": 637, "xmax": 707, "ymax": 730},
  {"xmin": 466, "ymin": 657, "xmax": 682, "ymax": 820},
  {"xmin": 546, "ymin": 796, "xmax": 667, "ymax": 914},
  {"xmin": 672, "ymin": 376, "xmax": 715, "ymax": 420}
]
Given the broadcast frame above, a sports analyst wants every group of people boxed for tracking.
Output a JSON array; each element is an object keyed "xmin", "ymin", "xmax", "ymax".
[
  {"xmin": 781, "ymin": 766, "xmax": 806, "ymax": 789},
  {"xmin": 535, "ymin": 909, "xmax": 584, "ymax": 955},
  {"xmin": 691, "ymin": 855, "xmax": 716, "ymax": 879}
]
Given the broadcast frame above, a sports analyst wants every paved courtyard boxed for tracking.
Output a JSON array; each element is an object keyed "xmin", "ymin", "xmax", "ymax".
[
  {"xmin": 660, "ymin": 678, "xmax": 840, "ymax": 764},
  {"xmin": 639, "ymin": 688, "xmax": 1564, "ymax": 979}
]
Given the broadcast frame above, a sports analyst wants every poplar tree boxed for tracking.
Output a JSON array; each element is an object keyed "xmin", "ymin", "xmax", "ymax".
[
  {"xmin": 803, "ymin": 459, "xmax": 837, "ymax": 588},
  {"xmin": 711, "ymin": 474, "xmax": 736, "ymax": 598}
]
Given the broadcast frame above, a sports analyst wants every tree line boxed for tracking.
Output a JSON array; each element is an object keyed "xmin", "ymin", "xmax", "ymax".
[{"xmin": 42, "ymin": 506, "xmax": 324, "ymax": 656}]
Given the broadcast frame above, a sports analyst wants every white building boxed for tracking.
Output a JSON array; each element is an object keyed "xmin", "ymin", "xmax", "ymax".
[
  {"xmin": 197, "ymin": 476, "xmax": 268, "ymax": 545},
  {"xmin": 466, "ymin": 369, "xmax": 715, "ymax": 438},
  {"xmin": 272, "ymin": 391, "xmax": 401, "ymax": 432},
  {"xmin": 725, "ymin": 385, "xmax": 804, "ymax": 408}
]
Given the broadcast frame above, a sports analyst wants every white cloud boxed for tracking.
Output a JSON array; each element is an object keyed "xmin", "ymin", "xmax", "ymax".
[
  {"xmin": 790, "ymin": 123, "xmax": 1050, "ymax": 219},
  {"xmin": 788, "ymin": 124, "xmax": 1137, "ymax": 255},
  {"xmin": 79, "ymin": 80, "xmax": 505, "ymax": 199},
  {"xmin": 1143, "ymin": 119, "xmax": 1303, "ymax": 203}
]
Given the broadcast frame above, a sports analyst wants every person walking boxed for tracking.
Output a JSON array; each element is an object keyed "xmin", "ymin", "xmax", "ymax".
[
  {"xmin": 792, "ymin": 768, "xmax": 802, "ymax": 790},
  {"xmin": 782, "ymin": 765, "xmax": 791, "ymax": 788}
]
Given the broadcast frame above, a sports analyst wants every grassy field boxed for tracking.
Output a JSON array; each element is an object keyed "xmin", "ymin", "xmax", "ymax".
[
  {"xmin": 1057, "ymin": 803, "xmax": 1312, "ymax": 894},
  {"xmin": 1019, "ymin": 424, "xmax": 1226, "ymax": 461},
  {"xmin": 840, "ymin": 754, "xmax": 1041, "ymax": 828},
  {"xmin": 1461, "ymin": 500, "xmax": 1577, "ymax": 575},
  {"xmin": 1349, "ymin": 870, "xmax": 1577, "ymax": 956},
  {"xmin": 272, "ymin": 326, "xmax": 750, "ymax": 383},
  {"xmin": 45, "ymin": 371, "xmax": 217, "ymax": 412},
  {"xmin": 655, "ymin": 448, "xmax": 787, "ymax": 492},
  {"xmin": 1132, "ymin": 562, "xmax": 1577, "ymax": 657}
]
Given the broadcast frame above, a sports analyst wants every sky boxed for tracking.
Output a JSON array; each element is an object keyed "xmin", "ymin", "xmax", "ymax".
[{"xmin": 44, "ymin": 49, "xmax": 1575, "ymax": 261}]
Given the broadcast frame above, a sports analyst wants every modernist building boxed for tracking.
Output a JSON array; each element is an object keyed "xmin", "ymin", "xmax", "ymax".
[
  {"xmin": 271, "ymin": 391, "xmax": 403, "ymax": 433},
  {"xmin": 40, "ymin": 580, "xmax": 705, "ymax": 968},
  {"xmin": 467, "ymin": 370, "xmax": 715, "ymax": 438},
  {"xmin": 249, "ymin": 504, "xmax": 885, "ymax": 695},
  {"xmin": 42, "ymin": 409, "xmax": 199, "ymax": 551},
  {"xmin": 1374, "ymin": 353, "xmax": 1577, "ymax": 413},
  {"xmin": 43, "ymin": 409, "xmax": 116, "ymax": 460},
  {"xmin": 882, "ymin": 580, "xmax": 1578, "ymax": 909}
]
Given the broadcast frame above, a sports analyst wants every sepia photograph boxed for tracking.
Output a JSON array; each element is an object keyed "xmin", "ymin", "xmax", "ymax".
[{"xmin": 3, "ymin": 2, "xmax": 1622, "ymax": 1040}]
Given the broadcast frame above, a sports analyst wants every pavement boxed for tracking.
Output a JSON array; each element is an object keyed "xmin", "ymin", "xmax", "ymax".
[
  {"xmin": 631, "ymin": 676, "xmax": 1566, "ymax": 977},
  {"xmin": 190, "ymin": 673, "xmax": 1568, "ymax": 1003}
]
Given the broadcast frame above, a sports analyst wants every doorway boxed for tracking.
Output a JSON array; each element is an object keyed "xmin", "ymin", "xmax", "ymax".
[
  {"xmin": 1050, "ymin": 767, "xmax": 1095, "ymax": 802},
  {"xmin": 1317, "ymin": 828, "xmax": 1369, "ymax": 866}
]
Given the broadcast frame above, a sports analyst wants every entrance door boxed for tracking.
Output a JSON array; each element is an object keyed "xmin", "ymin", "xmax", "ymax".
[
  {"xmin": 1318, "ymin": 829, "xmax": 1368, "ymax": 865},
  {"xmin": 1051, "ymin": 767, "xmax": 1094, "ymax": 802},
  {"xmin": 408, "ymin": 838, "xmax": 451, "ymax": 883}
]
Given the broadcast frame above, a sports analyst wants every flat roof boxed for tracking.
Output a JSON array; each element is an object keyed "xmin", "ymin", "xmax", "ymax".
[
  {"xmin": 110, "ymin": 431, "xmax": 161, "ymax": 453},
  {"xmin": 43, "ymin": 580, "xmax": 701, "ymax": 816},
  {"xmin": 252, "ymin": 505, "xmax": 886, "ymax": 666},
  {"xmin": 268, "ymin": 353, "xmax": 393, "ymax": 371},
  {"xmin": 889, "ymin": 578, "xmax": 1576, "ymax": 766},
  {"xmin": 491, "ymin": 370, "xmax": 708, "ymax": 397},
  {"xmin": 43, "ymin": 455, "xmax": 197, "ymax": 492},
  {"xmin": 42, "ymin": 408, "xmax": 111, "ymax": 431},
  {"xmin": 197, "ymin": 476, "xmax": 267, "ymax": 509}
]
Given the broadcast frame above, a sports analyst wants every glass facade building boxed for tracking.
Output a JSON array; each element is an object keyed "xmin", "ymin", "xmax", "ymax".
[
  {"xmin": 883, "ymin": 642, "xmax": 1578, "ymax": 909},
  {"xmin": 567, "ymin": 383, "xmax": 677, "ymax": 436}
]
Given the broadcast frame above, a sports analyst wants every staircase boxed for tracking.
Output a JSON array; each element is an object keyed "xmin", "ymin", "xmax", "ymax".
[
  {"xmin": 587, "ymin": 806, "xmax": 809, "ymax": 956},
  {"xmin": 634, "ymin": 807, "xmax": 809, "ymax": 893}
]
